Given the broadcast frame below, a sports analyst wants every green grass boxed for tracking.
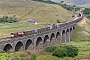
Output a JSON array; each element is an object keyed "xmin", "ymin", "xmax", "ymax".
[
  {"xmin": 37, "ymin": 54, "xmax": 71, "ymax": 60},
  {"xmin": 72, "ymin": 25, "xmax": 90, "ymax": 42},
  {"xmin": 0, "ymin": 1, "xmax": 73, "ymax": 38},
  {"xmin": 0, "ymin": 51, "xmax": 31, "ymax": 60},
  {"xmin": 36, "ymin": 41, "xmax": 90, "ymax": 60},
  {"xmin": 0, "ymin": 1, "xmax": 72, "ymax": 23},
  {"xmin": 1, "ymin": 41, "xmax": 90, "ymax": 60},
  {"xmin": 0, "ymin": 23, "xmax": 43, "ymax": 38},
  {"xmin": 66, "ymin": 41, "xmax": 90, "ymax": 56},
  {"xmin": 36, "ymin": 24, "xmax": 90, "ymax": 60},
  {"xmin": 0, "ymin": 1, "xmax": 90, "ymax": 60},
  {"xmin": 0, "ymin": 24, "xmax": 90, "ymax": 60}
]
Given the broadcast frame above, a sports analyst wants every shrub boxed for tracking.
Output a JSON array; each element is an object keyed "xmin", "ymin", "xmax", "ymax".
[
  {"xmin": 64, "ymin": 45, "xmax": 78, "ymax": 57},
  {"xmin": 0, "ymin": 15, "xmax": 18, "ymax": 23},
  {"xmin": 25, "ymin": 51, "xmax": 31, "ymax": 55},
  {"xmin": 83, "ymin": 8, "xmax": 90, "ymax": 15},
  {"xmin": 44, "ymin": 46, "xmax": 57, "ymax": 52},
  {"xmin": 52, "ymin": 47, "xmax": 67, "ymax": 58},
  {"xmin": 57, "ymin": 19, "xmax": 61, "ymax": 23},
  {"xmin": 86, "ymin": 15, "xmax": 90, "ymax": 19},
  {"xmin": 53, "ymin": 45, "xmax": 78, "ymax": 58},
  {"xmin": 72, "ymin": 15, "xmax": 75, "ymax": 18},
  {"xmin": 0, "ymin": 50, "xmax": 5, "ymax": 53},
  {"xmin": 45, "ymin": 45, "xmax": 78, "ymax": 58},
  {"xmin": 75, "ymin": 7, "xmax": 80, "ymax": 11},
  {"xmin": 12, "ymin": 58, "xmax": 23, "ymax": 60},
  {"xmin": 31, "ymin": 54, "xmax": 36, "ymax": 60},
  {"xmin": 7, "ymin": 50, "xmax": 12, "ymax": 54},
  {"xmin": 0, "ymin": 54, "xmax": 12, "ymax": 60}
]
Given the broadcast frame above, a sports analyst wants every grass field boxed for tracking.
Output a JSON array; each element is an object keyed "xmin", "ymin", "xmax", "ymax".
[
  {"xmin": 36, "ymin": 41, "xmax": 90, "ymax": 60},
  {"xmin": 36, "ymin": 17, "xmax": 90, "ymax": 60},
  {"xmin": 0, "ymin": 22, "xmax": 44, "ymax": 38},
  {"xmin": 36, "ymin": 19, "xmax": 90, "ymax": 60},
  {"xmin": 0, "ymin": 0, "xmax": 90, "ymax": 60},
  {"xmin": 0, "ymin": 1, "xmax": 72, "ymax": 23},
  {"xmin": 0, "ymin": 1, "xmax": 73, "ymax": 38},
  {"xmin": 0, "ymin": 14, "xmax": 90, "ymax": 60},
  {"xmin": 1, "ymin": 40, "xmax": 90, "ymax": 60}
]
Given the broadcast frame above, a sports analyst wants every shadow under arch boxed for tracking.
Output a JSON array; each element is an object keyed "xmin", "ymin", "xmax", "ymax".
[
  {"xmin": 50, "ymin": 33, "xmax": 55, "ymax": 41},
  {"xmin": 44, "ymin": 35, "xmax": 49, "ymax": 47},
  {"xmin": 56, "ymin": 32, "xmax": 60, "ymax": 38},
  {"xmin": 25, "ymin": 39, "xmax": 33, "ymax": 50},
  {"xmin": 72, "ymin": 26, "xmax": 76, "ymax": 35},
  {"xmin": 70, "ymin": 27, "xmax": 73, "ymax": 40},
  {"xmin": 3, "ymin": 44, "xmax": 13, "ymax": 52},
  {"xmin": 50, "ymin": 33, "xmax": 55, "ymax": 45},
  {"xmin": 73, "ymin": 26, "xmax": 75, "ymax": 30},
  {"xmin": 36, "ymin": 37, "xmax": 43, "ymax": 49},
  {"xmin": 15, "ymin": 41, "xmax": 24, "ymax": 51},
  {"xmin": 56, "ymin": 32, "xmax": 60, "ymax": 44},
  {"xmin": 66, "ymin": 29, "xmax": 70, "ymax": 42},
  {"xmin": 70, "ymin": 27, "xmax": 72, "ymax": 32},
  {"xmin": 62, "ymin": 30, "xmax": 66, "ymax": 43}
]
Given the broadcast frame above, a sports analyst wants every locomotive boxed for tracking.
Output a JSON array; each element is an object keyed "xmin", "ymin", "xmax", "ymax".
[
  {"xmin": 11, "ymin": 32, "xmax": 24, "ymax": 37},
  {"xmin": 11, "ymin": 13, "xmax": 83, "ymax": 38}
]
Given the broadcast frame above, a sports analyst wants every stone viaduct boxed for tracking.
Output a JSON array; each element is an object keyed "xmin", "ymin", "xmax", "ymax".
[{"xmin": 0, "ymin": 13, "xmax": 83, "ymax": 52}]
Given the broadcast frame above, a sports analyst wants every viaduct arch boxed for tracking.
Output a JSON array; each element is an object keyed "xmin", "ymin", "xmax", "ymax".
[{"xmin": 0, "ymin": 13, "xmax": 83, "ymax": 52}]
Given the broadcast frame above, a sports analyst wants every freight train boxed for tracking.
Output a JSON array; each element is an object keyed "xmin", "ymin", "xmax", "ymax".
[{"xmin": 11, "ymin": 13, "xmax": 83, "ymax": 38}]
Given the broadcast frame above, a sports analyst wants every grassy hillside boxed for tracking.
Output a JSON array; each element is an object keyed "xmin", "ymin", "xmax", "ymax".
[
  {"xmin": 0, "ymin": 23, "xmax": 43, "ymax": 38},
  {"xmin": 1, "ymin": 0, "xmax": 90, "ymax": 59},
  {"xmin": 0, "ymin": 1, "xmax": 72, "ymax": 23},
  {"xmin": 78, "ymin": 17, "xmax": 90, "ymax": 33},
  {"xmin": 36, "ymin": 18, "xmax": 90, "ymax": 60},
  {"xmin": 0, "ymin": 1, "xmax": 90, "ymax": 59},
  {"xmin": 0, "ymin": 1, "xmax": 73, "ymax": 38},
  {"xmin": 72, "ymin": 17, "xmax": 90, "ymax": 42}
]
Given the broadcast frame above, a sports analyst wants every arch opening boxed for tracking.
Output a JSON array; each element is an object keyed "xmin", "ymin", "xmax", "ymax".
[
  {"xmin": 66, "ymin": 29, "xmax": 70, "ymax": 42},
  {"xmin": 50, "ymin": 33, "xmax": 55, "ymax": 41},
  {"xmin": 25, "ymin": 39, "xmax": 33, "ymax": 50},
  {"xmin": 36, "ymin": 37, "xmax": 43, "ymax": 49},
  {"xmin": 44, "ymin": 35, "xmax": 49, "ymax": 47},
  {"xmin": 62, "ymin": 30, "xmax": 65, "ymax": 35},
  {"xmin": 56, "ymin": 32, "xmax": 60, "ymax": 44},
  {"xmin": 56, "ymin": 32, "xmax": 60, "ymax": 38},
  {"xmin": 62, "ymin": 30, "xmax": 66, "ymax": 43},
  {"xmin": 73, "ymin": 26, "xmax": 75, "ymax": 30},
  {"xmin": 66, "ymin": 29, "xmax": 69, "ymax": 34},
  {"xmin": 15, "ymin": 41, "xmax": 24, "ymax": 51},
  {"xmin": 44, "ymin": 35, "xmax": 49, "ymax": 43},
  {"xmin": 70, "ymin": 28, "xmax": 72, "ymax": 32},
  {"xmin": 50, "ymin": 33, "xmax": 56, "ymax": 45},
  {"xmin": 70, "ymin": 27, "xmax": 73, "ymax": 40},
  {"xmin": 3, "ymin": 44, "xmax": 13, "ymax": 52}
]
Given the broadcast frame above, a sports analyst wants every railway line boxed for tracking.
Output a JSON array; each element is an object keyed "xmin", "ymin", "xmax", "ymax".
[{"xmin": 0, "ymin": 13, "xmax": 83, "ymax": 52}]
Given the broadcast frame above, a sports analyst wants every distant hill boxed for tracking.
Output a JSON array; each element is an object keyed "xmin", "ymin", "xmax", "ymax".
[
  {"xmin": 51, "ymin": 0, "xmax": 90, "ymax": 5},
  {"xmin": 1, "ymin": 0, "xmax": 90, "ymax": 6},
  {"xmin": 0, "ymin": 0, "xmax": 72, "ymax": 23},
  {"xmin": 1, "ymin": 0, "xmax": 90, "ymax": 5},
  {"xmin": 0, "ymin": 0, "xmax": 32, "ymax": 2},
  {"xmin": 51, "ymin": 0, "xmax": 90, "ymax": 8}
]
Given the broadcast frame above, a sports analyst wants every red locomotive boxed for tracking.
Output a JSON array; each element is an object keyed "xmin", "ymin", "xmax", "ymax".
[{"xmin": 11, "ymin": 32, "xmax": 24, "ymax": 37}]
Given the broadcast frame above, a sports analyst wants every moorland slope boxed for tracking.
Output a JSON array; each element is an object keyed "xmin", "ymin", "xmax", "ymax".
[{"xmin": 0, "ymin": 0, "xmax": 72, "ymax": 38}]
